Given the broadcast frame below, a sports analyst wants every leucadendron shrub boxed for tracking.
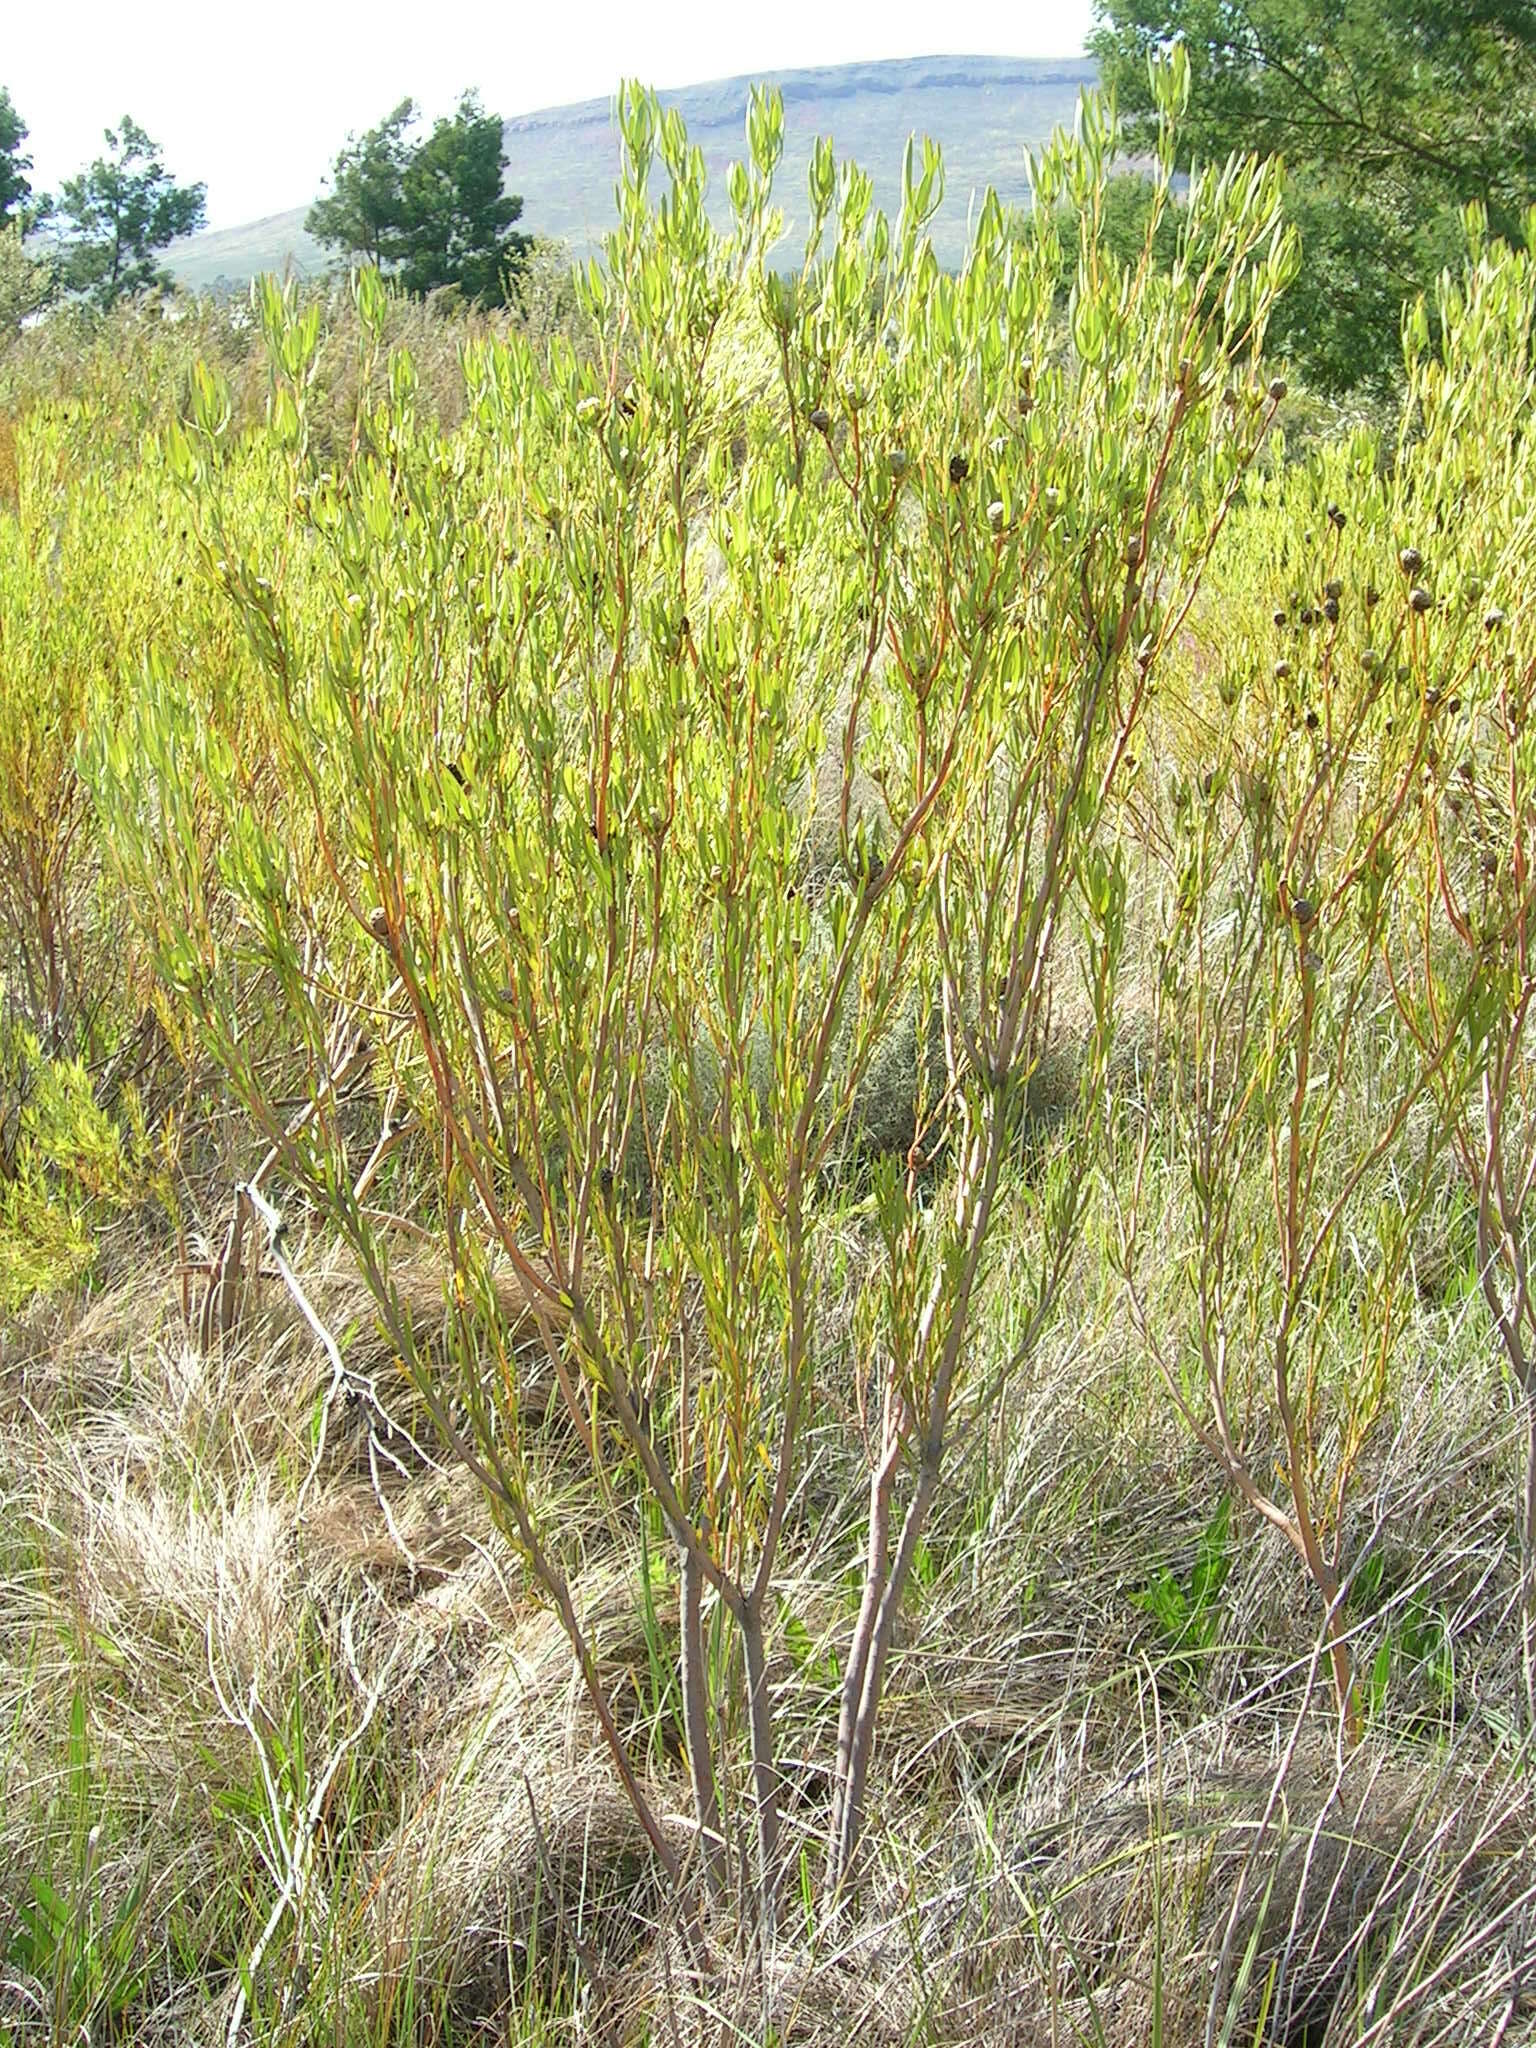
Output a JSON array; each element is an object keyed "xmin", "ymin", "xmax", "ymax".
[
  {"xmin": 0, "ymin": 404, "xmax": 200, "ymax": 1058},
  {"xmin": 95, "ymin": 59, "xmax": 1298, "ymax": 1925},
  {"xmin": 1378, "ymin": 208, "xmax": 1536, "ymax": 1716},
  {"xmin": 1116, "ymin": 202, "xmax": 1536, "ymax": 1736},
  {"xmin": 0, "ymin": 1014, "xmax": 173, "ymax": 1313}
]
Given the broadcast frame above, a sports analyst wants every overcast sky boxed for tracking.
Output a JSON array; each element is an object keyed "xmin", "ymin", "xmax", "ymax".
[{"xmin": 6, "ymin": 0, "xmax": 1097, "ymax": 230}]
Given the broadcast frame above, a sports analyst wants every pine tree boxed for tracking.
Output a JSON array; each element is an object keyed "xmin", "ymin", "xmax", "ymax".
[{"xmin": 308, "ymin": 92, "xmax": 530, "ymax": 308}]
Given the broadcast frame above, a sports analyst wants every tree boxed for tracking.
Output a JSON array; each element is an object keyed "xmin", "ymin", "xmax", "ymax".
[
  {"xmin": 398, "ymin": 93, "xmax": 531, "ymax": 303},
  {"xmin": 305, "ymin": 97, "xmax": 415, "ymax": 271},
  {"xmin": 0, "ymin": 88, "xmax": 33, "ymax": 229},
  {"xmin": 52, "ymin": 118, "xmax": 206, "ymax": 308},
  {"xmin": 308, "ymin": 92, "xmax": 530, "ymax": 307},
  {"xmin": 1088, "ymin": 0, "xmax": 1536, "ymax": 393}
]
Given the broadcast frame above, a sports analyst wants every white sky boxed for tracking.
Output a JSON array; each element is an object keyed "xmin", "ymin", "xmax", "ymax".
[{"xmin": 6, "ymin": 0, "xmax": 1098, "ymax": 229}]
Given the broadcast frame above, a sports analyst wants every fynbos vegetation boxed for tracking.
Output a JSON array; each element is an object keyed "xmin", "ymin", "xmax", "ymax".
[{"xmin": 2, "ymin": 59, "xmax": 1535, "ymax": 2048}]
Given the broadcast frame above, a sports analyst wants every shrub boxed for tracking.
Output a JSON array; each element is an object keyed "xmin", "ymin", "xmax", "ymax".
[
  {"xmin": 1117, "ymin": 203, "xmax": 1536, "ymax": 1733},
  {"xmin": 0, "ymin": 1017, "xmax": 167, "ymax": 1311},
  {"xmin": 96, "ymin": 59, "xmax": 1301, "ymax": 1923}
]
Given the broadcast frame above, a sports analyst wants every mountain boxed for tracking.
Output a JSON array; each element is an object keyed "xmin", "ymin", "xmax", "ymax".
[{"xmin": 165, "ymin": 54, "xmax": 1096, "ymax": 292}]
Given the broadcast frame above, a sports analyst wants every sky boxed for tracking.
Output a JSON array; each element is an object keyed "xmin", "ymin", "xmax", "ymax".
[{"xmin": 5, "ymin": 0, "xmax": 1098, "ymax": 230}]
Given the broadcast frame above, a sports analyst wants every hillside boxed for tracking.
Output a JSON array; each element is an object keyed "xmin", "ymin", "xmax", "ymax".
[{"xmin": 165, "ymin": 53, "xmax": 1096, "ymax": 289}]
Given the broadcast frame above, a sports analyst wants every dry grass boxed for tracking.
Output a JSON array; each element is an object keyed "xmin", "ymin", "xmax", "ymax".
[
  {"xmin": 0, "ymin": 411, "xmax": 17, "ymax": 516},
  {"xmin": 2, "ymin": 1237, "xmax": 1532, "ymax": 2045}
]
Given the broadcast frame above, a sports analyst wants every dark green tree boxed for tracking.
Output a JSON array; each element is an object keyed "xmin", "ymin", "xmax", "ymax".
[
  {"xmin": 398, "ymin": 94, "xmax": 530, "ymax": 303},
  {"xmin": 0, "ymin": 88, "xmax": 33, "ymax": 228},
  {"xmin": 305, "ymin": 98, "xmax": 416, "ymax": 271},
  {"xmin": 308, "ymin": 92, "xmax": 530, "ymax": 307},
  {"xmin": 52, "ymin": 118, "xmax": 206, "ymax": 308},
  {"xmin": 1088, "ymin": 0, "xmax": 1536, "ymax": 393}
]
